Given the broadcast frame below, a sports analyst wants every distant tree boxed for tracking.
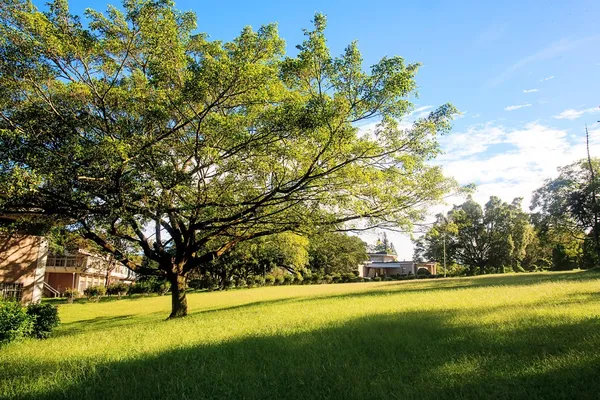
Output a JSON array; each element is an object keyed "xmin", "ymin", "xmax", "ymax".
[
  {"xmin": 371, "ymin": 232, "xmax": 396, "ymax": 254},
  {"xmin": 308, "ymin": 232, "xmax": 368, "ymax": 274},
  {"xmin": 418, "ymin": 196, "xmax": 535, "ymax": 275},
  {"xmin": 0, "ymin": 1, "xmax": 457, "ymax": 317},
  {"xmin": 531, "ymin": 158, "xmax": 600, "ymax": 268}
]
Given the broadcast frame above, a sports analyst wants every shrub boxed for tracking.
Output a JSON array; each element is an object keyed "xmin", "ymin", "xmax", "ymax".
[
  {"xmin": 106, "ymin": 282, "xmax": 129, "ymax": 298},
  {"xmin": 283, "ymin": 274, "xmax": 294, "ymax": 285},
  {"xmin": 294, "ymin": 272, "xmax": 304, "ymax": 284},
  {"xmin": 275, "ymin": 276, "xmax": 284, "ymax": 285},
  {"xmin": 155, "ymin": 281, "xmax": 171, "ymax": 295},
  {"xmin": 355, "ymin": 276, "xmax": 365, "ymax": 282},
  {"xmin": 265, "ymin": 275, "xmax": 275, "ymax": 286},
  {"xmin": 342, "ymin": 272, "xmax": 356, "ymax": 283},
  {"xmin": 128, "ymin": 281, "xmax": 153, "ymax": 295},
  {"xmin": 331, "ymin": 273, "xmax": 341, "ymax": 283},
  {"xmin": 83, "ymin": 285, "xmax": 106, "ymax": 301},
  {"xmin": 372, "ymin": 276, "xmax": 382, "ymax": 282},
  {"xmin": 63, "ymin": 288, "xmax": 79, "ymax": 303},
  {"xmin": 416, "ymin": 267, "xmax": 432, "ymax": 277},
  {"xmin": 324, "ymin": 275, "xmax": 333, "ymax": 284},
  {"xmin": 0, "ymin": 301, "xmax": 33, "ymax": 345},
  {"xmin": 26, "ymin": 303, "xmax": 60, "ymax": 339}
]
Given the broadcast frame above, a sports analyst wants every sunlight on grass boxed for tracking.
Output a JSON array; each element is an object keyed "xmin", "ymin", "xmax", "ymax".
[{"xmin": 2, "ymin": 271, "xmax": 600, "ymax": 399}]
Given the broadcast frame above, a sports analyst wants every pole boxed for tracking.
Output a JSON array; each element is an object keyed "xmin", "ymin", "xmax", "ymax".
[{"xmin": 443, "ymin": 236, "xmax": 447, "ymax": 278}]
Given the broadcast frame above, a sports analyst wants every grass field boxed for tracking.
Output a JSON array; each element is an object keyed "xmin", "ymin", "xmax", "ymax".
[{"xmin": 2, "ymin": 271, "xmax": 600, "ymax": 399}]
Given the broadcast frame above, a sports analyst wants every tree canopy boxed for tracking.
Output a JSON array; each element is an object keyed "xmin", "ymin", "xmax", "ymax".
[
  {"xmin": 0, "ymin": 0, "xmax": 457, "ymax": 317},
  {"xmin": 415, "ymin": 196, "xmax": 535, "ymax": 275}
]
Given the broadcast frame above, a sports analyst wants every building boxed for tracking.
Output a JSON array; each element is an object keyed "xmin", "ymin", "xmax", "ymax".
[
  {"xmin": 358, "ymin": 252, "xmax": 437, "ymax": 278},
  {"xmin": 0, "ymin": 234, "xmax": 47, "ymax": 304},
  {"xmin": 1, "ymin": 233, "xmax": 136, "ymax": 303}
]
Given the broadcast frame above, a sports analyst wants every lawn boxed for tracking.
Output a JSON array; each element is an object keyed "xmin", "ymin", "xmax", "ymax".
[{"xmin": 2, "ymin": 271, "xmax": 600, "ymax": 399}]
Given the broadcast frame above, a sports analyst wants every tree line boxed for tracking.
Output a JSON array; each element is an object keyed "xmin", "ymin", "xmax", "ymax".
[{"xmin": 414, "ymin": 159, "xmax": 600, "ymax": 275}]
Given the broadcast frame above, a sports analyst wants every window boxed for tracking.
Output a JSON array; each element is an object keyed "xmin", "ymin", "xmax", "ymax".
[{"xmin": 0, "ymin": 283, "xmax": 24, "ymax": 302}]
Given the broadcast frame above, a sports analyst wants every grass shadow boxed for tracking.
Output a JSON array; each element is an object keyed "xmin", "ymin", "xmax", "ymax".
[{"xmin": 5, "ymin": 309, "xmax": 600, "ymax": 399}]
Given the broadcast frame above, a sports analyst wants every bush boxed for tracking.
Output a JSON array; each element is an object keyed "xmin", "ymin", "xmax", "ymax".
[
  {"xmin": 106, "ymin": 282, "xmax": 129, "ymax": 298},
  {"xmin": 265, "ymin": 275, "xmax": 275, "ymax": 286},
  {"xmin": 324, "ymin": 275, "xmax": 333, "ymax": 284},
  {"xmin": 128, "ymin": 281, "xmax": 153, "ymax": 295},
  {"xmin": 155, "ymin": 280, "xmax": 171, "ymax": 295},
  {"xmin": 0, "ymin": 301, "xmax": 33, "ymax": 345},
  {"xmin": 83, "ymin": 285, "xmax": 106, "ymax": 301},
  {"xmin": 416, "ymin": 267, "xmax": 432, "ymax": 277},
  {"xmin": 372, "ymin": 276, "xmax": 382, "ymax": 282},
  {"xmin": 355, "ymin": 276, "xmax": 365, "ymax": 282},
  {"xmin": 26, "ymin": 303, "xmax": 60, "ymax": 339},
  {"xmin": 341, "ymin": 272, "xmax": 357, "ymax": 283},
  {"xmin": 63, "ymin": 288, "xmax": 79, "ymax": 303},
  {"xmin": 274, "ymin": 276, "xmax": 284, "ymax": 285},
  {"xmin": 283, "ymin": 274, "xmax": 294, "ymax": 285},
  {"xmin": 294, "ymin": 272, "xmax": 304, "ymax": 284},
  {"xmin": 331, "ymin": 273, "xmax": 341, "ymax": 283}
]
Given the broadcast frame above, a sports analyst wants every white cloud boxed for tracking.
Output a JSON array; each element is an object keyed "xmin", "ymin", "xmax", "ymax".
[
  {"xmin": 540, "ymin": 75, "xmax": 555, "ymax": 82},
  {"xmin": 553, "ymin": 107, "xmax": 600, "ymax": 120},
  {"xmin": 504, "ymin": 104, "xmax": 531, "ymax": 111},
  {"xmin": 382, "ymin": 121, "xmax": 600, "ymax": 260},
  {"xmin": 523, "ymin": 89, "xmax": 539, "ymax": 93},
  {"xmin": 487, "ymin": 37, "xmax": 598, "ymax": 87},
  {"xmin": 408, "ymin": 105, "xmax": 433, "ymax": 118}
]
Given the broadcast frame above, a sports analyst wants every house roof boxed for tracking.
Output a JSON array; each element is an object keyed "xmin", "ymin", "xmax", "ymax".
[{"xmin": 368, "ymin": 262, "xmax": 415, "ymax": 268}]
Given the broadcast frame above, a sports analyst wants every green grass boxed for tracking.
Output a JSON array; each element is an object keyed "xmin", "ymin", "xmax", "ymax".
[{"xmin": 2, "ymin": 271, "xmax": 600, "ymax": 399}]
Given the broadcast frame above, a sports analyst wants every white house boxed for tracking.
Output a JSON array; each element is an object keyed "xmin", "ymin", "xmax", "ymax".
[{"xmin": 358, "ymin": 252, "xmax": 437, "ymax": 278}]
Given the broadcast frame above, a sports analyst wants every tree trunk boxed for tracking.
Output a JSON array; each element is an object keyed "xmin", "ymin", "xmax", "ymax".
[{"xmin": 169, "ymin": 273, "xmax": 188, "ymax": 319}]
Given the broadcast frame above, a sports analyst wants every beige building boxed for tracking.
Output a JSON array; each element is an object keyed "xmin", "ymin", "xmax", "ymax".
[
  {"xmin": 1, "ymin": 234, "xmax": 135, "ymax": 303},
  {"xmin": 359, "ymin": 252, "xmax": 437, "ymax": 278},
  {"xmin": 0, "ymin": 234, "xmax": 47, "ymax": 304}
]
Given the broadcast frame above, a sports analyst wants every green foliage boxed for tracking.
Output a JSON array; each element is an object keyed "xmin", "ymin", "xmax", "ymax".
[
  {"xmin": 371, "ymin": 232, "xmax": 396, "ymax": 254},
  {"xmin": 83, "ymin": 286, "xmax": 107, "ymax": 300},
  {"xmin": 416, "ymin": 267, "xmax": 432, "ymax": 277},
  {"xmin": 417, "ymin": 196, "xmax": 536, "ymax": 275},
  {"xmin": 63, "ymin": 288, "xmax": 79, "ymax": 299},
  {"xmin": 264, "ymin": 275, "xmax": 275, "ymax": 286},
  {"xmin": 308, "ymin": 232, "xmax": 368, "ymax": 275},
  {"xmin": 106, "ymin": 282, "xmax": 129, "ymax": 298},
  {"xmin": 532, "ymin": 158, "xmax": 600, "ymax": 269},
  {"xmin": 0, "ymin": 301, "xmax": 33, "ymax": 345},
  {"xmin": 283, "ymin": 274, "xmax": 295, "ymax": 285},
  {"xmin": 0, "ymin": 0, "xmax": 457, "ymax": 317},
  {"xmin": 26, "ymin": 303, "xmax": 60, "ymax": 339}
]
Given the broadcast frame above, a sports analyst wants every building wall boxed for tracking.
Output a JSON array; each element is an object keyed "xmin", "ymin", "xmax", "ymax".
[
  {"xmin": 45, "ymin": 272, "xmax": 76, "ymax": 293},
  {"xmin": 0, "ymin": 234, "xmax": 47, "ymax": 303}
]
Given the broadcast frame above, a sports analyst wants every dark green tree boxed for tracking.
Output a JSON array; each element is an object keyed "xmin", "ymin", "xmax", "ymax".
[
  {"xmin": 531, "ymin": 158, "xmax": 600, "ymax": 268},
  {"xmin": 308, "ymin": 232, "xmax": 368, "ymax": 274}
]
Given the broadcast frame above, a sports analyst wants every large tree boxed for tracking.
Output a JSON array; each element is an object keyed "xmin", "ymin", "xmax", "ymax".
[
  {"xmin": 0, "ymin": 0, "xmax": 457, "ymax": 317},
  {"xmin": 531, "ymin": 158, "xmax": 600, "ymax": 268},
  {"xmin": 417, "ymin": 196, "xmax": 535, "ymax": 275}
]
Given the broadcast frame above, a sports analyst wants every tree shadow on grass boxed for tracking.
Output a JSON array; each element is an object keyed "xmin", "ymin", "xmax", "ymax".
[
  {"xmin": 50, "ymin": 270, "xmax": 600, "ymax": 338},
  {"xmin": 5, "ymin": 307, "xmax": 600, "ymax": 400}
]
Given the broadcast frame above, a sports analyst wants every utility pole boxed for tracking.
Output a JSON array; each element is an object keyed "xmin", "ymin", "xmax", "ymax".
[{"xmin": 443, "ymin": 235, "xmax": 447, "ymax": 278}]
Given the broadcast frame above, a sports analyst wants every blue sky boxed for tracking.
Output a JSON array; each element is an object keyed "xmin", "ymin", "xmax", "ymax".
[{"xmin": 40, "ymin": 0, "xmax": 600, "ymax": 258}]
